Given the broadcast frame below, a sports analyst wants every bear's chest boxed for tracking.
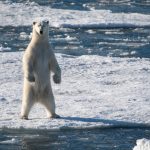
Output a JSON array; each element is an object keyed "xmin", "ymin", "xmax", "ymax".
[{"xmin": 33, "ymin": 50, "xmax": 49, "ymax": 71}]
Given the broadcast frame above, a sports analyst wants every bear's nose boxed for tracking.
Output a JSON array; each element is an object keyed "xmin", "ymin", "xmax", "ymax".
[{"xmin": 40, "ymin": 30, "xmax": 43, "ymax": 34}]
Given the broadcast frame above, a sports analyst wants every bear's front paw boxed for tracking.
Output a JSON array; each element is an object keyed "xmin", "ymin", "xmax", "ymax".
[
  {"xmin": 53, "ymin": 74, "xmax": 61, "ymax": 84},
  {"xmin": 27, "ymin": 75, "xmax": 35, "ymax": 82}
]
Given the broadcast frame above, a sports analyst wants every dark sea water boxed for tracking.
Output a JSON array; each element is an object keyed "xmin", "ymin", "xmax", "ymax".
[
  {"xmin": 0, "ymin": 0, "xmax": 150, "ymax": 58},
  {"xmin": 1, "ymin": 26, "xmax": 150, "ymax": 58},
  {"xmin": 0, "ymin": 128, "xmax": 150, "ymax": 150},
  {"xmin": 0, "ymin": 0, "xmax": 150, "ymax": 149}
]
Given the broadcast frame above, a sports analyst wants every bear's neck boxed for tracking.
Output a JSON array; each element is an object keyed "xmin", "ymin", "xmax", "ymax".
[{"xmin": 31, "ymin": 30, "xmax": 49, "ymax": 44}]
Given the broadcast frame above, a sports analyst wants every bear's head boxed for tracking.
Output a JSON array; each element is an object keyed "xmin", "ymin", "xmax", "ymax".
[{"xmin": 32, "ymin": 20, "xmax": 49, "ymax": 37}]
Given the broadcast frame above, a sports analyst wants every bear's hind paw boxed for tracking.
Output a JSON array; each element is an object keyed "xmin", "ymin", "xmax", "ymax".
[
  {"xmin": 49, "ymin": 114, "xmax": 60, "ymax": 119},
  {"xmin": 20, "ymin": 116, "xmax": 29, "ymax": 120}
]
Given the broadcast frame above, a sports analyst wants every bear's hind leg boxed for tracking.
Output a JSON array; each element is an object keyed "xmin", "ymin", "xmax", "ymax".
[
  {"xmin": 21, "ymin": 87, "xmax": 34, "ymax": 120},
  {"xmin": 42, "ymin": 96, "xmax": 60, "ymax": 119},
  {"xmin": 21, "ymin": 99, "xmax": 34, "ymax": 120}
]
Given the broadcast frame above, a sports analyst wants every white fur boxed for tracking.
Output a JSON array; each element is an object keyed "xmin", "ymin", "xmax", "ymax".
[{"xmin": 21, "ymin": 20, "xmax": 61, "ymax": 119}]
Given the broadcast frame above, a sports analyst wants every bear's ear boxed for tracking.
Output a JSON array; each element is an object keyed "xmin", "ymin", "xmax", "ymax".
[{"xmin": 33, "ymin": 22, "xmax": 36, "ymax": 25}]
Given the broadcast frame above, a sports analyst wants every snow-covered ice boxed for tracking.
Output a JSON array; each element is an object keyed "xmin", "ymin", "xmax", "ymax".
[
  {"xmin": 0, "ymin": 0, "xmax": 150, "ymax": 130},
  {"xmin": 133, "ymin": 138, "xmax": 150, "ymax": 150},
  {"xmin": 0, "ymin": 46, "xmax": 11, "ymax": 52},
  {"xmin": 0, "ymin": 52, "xmax": 150, "ymax": 129},
  {"xmin": 0, "ymin": 138, "xmax": 19, "ymax": 144},
  {"xmin": 0, "ymin": 1, "xmax": 150, "ymax": 28}
]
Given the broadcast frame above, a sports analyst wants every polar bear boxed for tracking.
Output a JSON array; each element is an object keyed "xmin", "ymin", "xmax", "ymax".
[{"xmin": 21, "ymin": 20, "xmax": 61, "ymax": 120}]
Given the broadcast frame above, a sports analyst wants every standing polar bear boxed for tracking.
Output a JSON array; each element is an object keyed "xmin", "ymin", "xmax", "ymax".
[{"xmin": 21, "ymin": 20, "xmax": 61, "ymax": 120}]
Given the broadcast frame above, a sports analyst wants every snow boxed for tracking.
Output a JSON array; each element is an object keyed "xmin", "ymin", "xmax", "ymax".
[
  {"xmin": 0, "ymin": 46, "xmax": 11, "ymax": 52},
  {"xmin": 0, "ymin": 138, "xmax": 19, "ymax": 144},
  {"xmin": 0, "ymin": 52, "xmax": 150, "ymax": 129},
  {"xmin": 133, "ymin": 139, "xmax": 150, "ymax": 150},
  {"xmin": 19, "ymin": 32, "xmax": 30, "ymax": 40},
  {"xmin": 0, "ymin": 0, "xmax": 150, "ymax": 130},
  {"xmin": 0, "ymin": 1, "xmax": 150, "ymax": 28}
]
